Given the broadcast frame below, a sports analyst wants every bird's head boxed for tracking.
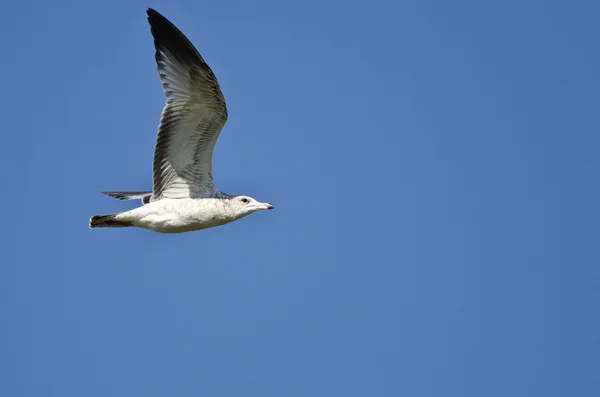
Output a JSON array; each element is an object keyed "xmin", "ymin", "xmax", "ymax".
[{"xmin": 228, "ymin": 195, "xmax": 274, "ymax": 219}]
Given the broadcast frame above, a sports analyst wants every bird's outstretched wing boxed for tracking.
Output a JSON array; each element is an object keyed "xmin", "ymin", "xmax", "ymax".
[{"xmin": 147, "ymin": 8, "xmax": 228, "ymax": 199}]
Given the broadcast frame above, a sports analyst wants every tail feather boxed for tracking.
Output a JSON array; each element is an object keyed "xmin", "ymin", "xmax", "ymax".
[
  {"xmin": 89, "ymin": 214, "xmax": 132, "ymax": 229},
  {"xmin": 102, "ymin": 191, "xmax": 152, "ymax": 204}
]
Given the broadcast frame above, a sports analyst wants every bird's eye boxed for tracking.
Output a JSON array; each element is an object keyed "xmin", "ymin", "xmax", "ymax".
[{"xmin": 241, "ymin": 198, "xmax": 249, "ymax": 203}]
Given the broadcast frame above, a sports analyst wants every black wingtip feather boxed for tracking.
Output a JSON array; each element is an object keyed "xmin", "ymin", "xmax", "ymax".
[
  {"xmin": 101, "ymin": 191, "xmax": 129, "ymax": 200},
  {"xmin": 145, "ymin": 8, "xmax": 205, "ymax": 68}
]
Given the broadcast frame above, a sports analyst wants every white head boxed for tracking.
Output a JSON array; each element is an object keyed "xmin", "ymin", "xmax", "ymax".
[{"xmin": 227, "ymin": 195, "xmax": 274, "ymax": 220}]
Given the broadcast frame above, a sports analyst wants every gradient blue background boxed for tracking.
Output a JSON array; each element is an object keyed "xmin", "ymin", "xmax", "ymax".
[{"xmin": 2, "ymin": 0, "xmax": 599, "ymax": 396}]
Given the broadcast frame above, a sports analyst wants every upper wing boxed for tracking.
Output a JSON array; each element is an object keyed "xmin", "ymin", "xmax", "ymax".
[{"xmin": 147, "ymin": 8, "xmax": 228, "ymax": 199}]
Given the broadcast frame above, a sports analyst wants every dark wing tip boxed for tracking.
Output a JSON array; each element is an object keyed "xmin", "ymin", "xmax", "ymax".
[
  {"xmin": 145, "ymin": 8, "xmax": 205, "ymax": 68},
  {"xmin": 146, "ymin": 8, "xmax": 171, "ymax": 28},
  {"xmin": 101, "ymin": 191, "xmax": 128, "ymax": 200}
]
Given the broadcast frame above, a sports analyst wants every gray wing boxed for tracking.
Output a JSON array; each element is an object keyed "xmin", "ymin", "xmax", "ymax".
[
  {"xmin": 147, "ymin": 8, "xmax": 228, "ymax": 199},
  {"xmin": 101, "ymin": 191, "xmax": 153, "ymax": 204}
]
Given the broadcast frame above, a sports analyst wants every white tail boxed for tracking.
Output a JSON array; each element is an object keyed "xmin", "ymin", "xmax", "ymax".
[{"xmin": 89, "ymin": 214, "xmax": 132, "ymax": 228}]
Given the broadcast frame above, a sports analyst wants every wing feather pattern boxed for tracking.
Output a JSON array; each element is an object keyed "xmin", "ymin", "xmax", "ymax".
[{"xmin": 147, "ymin": 8, "xmax": 228, "ymax": 199}]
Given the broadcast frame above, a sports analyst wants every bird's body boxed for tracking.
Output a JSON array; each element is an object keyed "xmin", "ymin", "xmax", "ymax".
[
  {"xmin": 89, "ymin": 8, "xmax": 273, "ymax": 233},
  {"xmin": 91, "ymin": 198, "xmax": 257, "ymax": 234}
]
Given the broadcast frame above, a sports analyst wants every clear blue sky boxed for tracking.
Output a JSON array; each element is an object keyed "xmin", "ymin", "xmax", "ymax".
[{"xmin": 2, "ymin": 0, "xmax": 599, "ymax": 396}]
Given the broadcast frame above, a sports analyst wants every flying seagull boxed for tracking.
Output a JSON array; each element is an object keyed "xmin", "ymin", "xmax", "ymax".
[{"xmin": 89, "ymin": 8, "xmax": 273, "ymax": 233}]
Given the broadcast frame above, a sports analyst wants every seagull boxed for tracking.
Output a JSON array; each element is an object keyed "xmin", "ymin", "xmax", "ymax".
[{"xmin": 89, "ymin": 8, "xmax": 273, "ymax": 234}]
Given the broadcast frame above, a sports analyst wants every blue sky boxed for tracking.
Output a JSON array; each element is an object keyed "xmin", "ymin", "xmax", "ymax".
[{"xmin": 2, "ymin": 0, "xmax": 599, "ymax": 396}]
